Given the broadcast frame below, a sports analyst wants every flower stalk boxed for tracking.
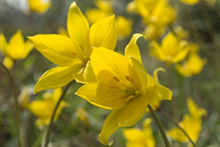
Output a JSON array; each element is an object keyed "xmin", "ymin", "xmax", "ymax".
[
  {"xmin": 159, "ymin": 108, "xmax": 196, "ymax": 147},
  {"xmin": 43, "ymin": 81, "xmax": 72, "ymax": 147},
  {"xmin": 148, "ymin": 104, "xmax": 170, "ymax": 147},
  {"xmin": 0, "ymin": 62, "xmax": 22, "ymax": 147}
]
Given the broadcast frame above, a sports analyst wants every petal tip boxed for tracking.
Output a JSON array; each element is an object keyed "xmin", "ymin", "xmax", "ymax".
[{"xmin": 70, "ymin": 1, "xmax": 77, "ymax": 9}]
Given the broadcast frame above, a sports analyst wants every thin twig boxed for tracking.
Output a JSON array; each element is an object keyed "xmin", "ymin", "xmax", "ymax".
[
  {"xmin": 0, "ymin": 62, "xmax": 21, "ymax": 147},
  {"xmin": 43, "ymin": 81, "xmax": 73, "ymax": 147},
  {"xmin": 148, "ymin": 104, "xmax": 170, "ymax": 147},
  {"xmin": 159, "ymin": 108, "xmax": 196, "ymax": 147}
]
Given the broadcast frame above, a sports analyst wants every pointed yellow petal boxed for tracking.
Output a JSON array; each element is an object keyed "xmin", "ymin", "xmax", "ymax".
[
  {"xmin": 99, "ymin": 109, "xmax": 122, "ymax": 145},
  {"xmin": 0, "ymin": 33, "xmax": 7, "ymax": 55},
  {"xmin": 172, "ymin": 45, "xmax": 189, "ymax": 63},
  {"xmin": 130, "ymin": 57, "xmax": 148, "ymax": 94},
  {"xmin": 3, "ymin": 57, "xmax": 14, "ymax": 69},
  {"xmin": 28, "ymin": 34, "xmax": 81, "ymax": 66},
  {"xmin": 118, "ymin": 96, "xmax": 147, "ymax": 127},
  {"xmin": 34, "ymin": 66, "xmax": 77, "ymax": 94},
  {"xmin": 8, "ymin": 30, "xmax": 25, "ymax": 59},
  {"xmin": 91, "ymin": 47, "xmax": 130, "ymax": 83},
  {"xmin": 125, "ymin": 33, "xmax": 145, "ymax": 63},
  {"xmin": 90, "ymin": 15, "xmax": 117, "ymax": 50},
  {"xmin": 153, "ymin": 68, "xmax": 166, "ymax": 83},
  {"xmin": 145, "ymin": 83, "xmax": 172, "ymax": 104},
  {"xmin": 76, "ymin": 83, "xmax": 112, "ymax": 110},
  {"xmin": 187, "ymin": 97, "xmax": 207, "ymax": 118},
  {"xmin": 123, "ymin": 128, "xmax": 145, "ymax": 142},
  {"xmin": 83, "ymin": 61, "xmax": 97, "ymax": 83},
  {"xmin": 67, "ymin": 2, "xmax": 91, "ymax": 55}
]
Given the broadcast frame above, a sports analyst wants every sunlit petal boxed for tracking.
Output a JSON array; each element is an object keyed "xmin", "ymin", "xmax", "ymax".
[
  {"xmin": 99, "ymin": 109, "xmax": 122, "ymax": 145},
  {"xmin": 125, "ymin": 33, "xmax": 145, "ymax": 63},
  {"xmin": 28, "ymin": 34, "xmax": 81, "ymax": 66},
  {"xmin": 67, "ymin": 2, "xmax": 91, "ymax": 55},
  {"xmin": 145, "ymin": 83, "xmax": 172, "ymax": 104},
  {"xmin": 34, "ymin": 66, "xmax": 77, "ymax": 94},
  {"xmin": 83, "ymin": 61, "xmax": 97, "ymax": 83},
  {"xmin": 119, "ymin": 96, "xmax": 147, "ymax": 127},
  {"xmin": 76, "ymin": 83, "xmax": 112, "ymax": 110},
  {"xmin": 90, "ymin": 15, "xmax": 117, "ymax": 50}
]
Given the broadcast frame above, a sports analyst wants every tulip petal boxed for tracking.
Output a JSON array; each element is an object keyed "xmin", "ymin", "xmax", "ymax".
[
  {"xmin": 91, "ymin": 47, "xmax": 131, "ymax": 83},
  {"xmin": 34, "ymin": 66, "xmax": 80, "ymax": 94},
  {"xmin": 76, "ymin": 83, "xmax": 112, "ymax": 110},
  {"xmin": 118, "ymin": 96, "xmax": 147, "ymax": 127},
  {"xmin": 28, "ymin": 34, "xmax": 81, "ymax": 66},
  {"xmin": 99, "ymin": 109, "xmax": 122, "ymax": 145},
  {"xmin": 0, "ymin": 33, "xmax": 8, "ymax": 55},
  {"xmin": 67, "ymin": 2, "xmax": 91, "ymax": 55},
  {"xmin": 3, "ymin": 57, "xmax": 14, "ymax": 69},
  {"xmin": 145, "ymin": 83, "xmax": 172, "ymax": 105},
  {"xmin": 130, "ymin": 57, "xmax": 148, "ymax": 94},
  {"xmin": 125, "ymin": 33, "xmax": 145, "ymax": 63},
  {"xmin": 83, "ymin": 61, "xmax": 97, "ymax": 83},
  {"xmin": 90, "ymin": 15, "xmax": 117, "ymax": 50},
  {"xmin": 172, "ymin": 46, "xmax": 189, "ymax": 63}
]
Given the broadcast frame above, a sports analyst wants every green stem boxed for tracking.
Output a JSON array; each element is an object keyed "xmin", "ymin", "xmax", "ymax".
[
  {"xmin": 159, "ymin": 108, "xmax": 196, "ymax": 147},
  {"xmin": 148, "ymin": 104, "xmax": 170, "ymax": 147},
  {"xmin": 0, "ymin": 62, "xmax": 21, "ymax": 147},
  {"xmin": 43, "ymin": 81, "xmax": 73, "ymax": 147}
]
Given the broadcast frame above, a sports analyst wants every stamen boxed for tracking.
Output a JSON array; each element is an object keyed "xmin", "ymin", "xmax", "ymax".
[
  {"xmin": 113, "ymin": 76, "xmax": 120, "ymax": 82},
  {"xmin": 125, "ymin": 76, "xmax": 131, "ymax": 81},
  {"xmin": 125, "ymin": 75, "xmax": 134, "ymax": 83},
  {"xmin": 80, "ymin": 45, "xmax": 84, "ymax": 51},
  {"xmin": 71, "ymin": 50, "xmax": 77, "ymax": 55},
  {"xmin": 109, "ymin": 86, "xmax": 120, "ymax": 90},
  {"xmin": 107, "ymin": 93, "xmax": 117, "ymax": 97}
]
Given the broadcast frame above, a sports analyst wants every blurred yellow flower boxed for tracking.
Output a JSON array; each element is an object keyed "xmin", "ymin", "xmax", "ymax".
[
  {"xmin": 123, "ymin": 118, "xmax": 155, "ymax": 147},
  {"xmin": 76, "ymin": 108, "xmax": 89, "ymax": 130},
  {"xmin": 0, "ymin": 31, "xmax": 34, "ymax": 69},
  {"xmin": 116, "ymin": 16, "xmax": 133, "ymax": 39},
  {"xmin": 28, "ymin": 2, "xmax": 117, "ymax": 94},
  {"xmin": 76, "ymin": 34, "xmax": 172, "ymax": 145},
  {"xmin": 28, "ymin": 0, "xmax": 51, "ymax": 14},
  {"xmin": 127, "ymin": 0, "xmax": 176, "ymax": 40},
  {"xmin": 174, "ymin": 26, "xmax": 190, "ymax": 40},
  {"xmin": 18, "ymin": 86, "xmax": 31, "ymax": 109},
  {"xmin": 57, "ymin": 27, "xmax": 69, "ymax": 37},
  {"xmin": 28, "ymin": 88, "xmax": 68, "ymax": 129},
  {"xmin": 85, "ymin": 0, "xmax": 113, "ymax": 24},
  {"xmin": 175, "ymin": 52, "xmax": 205, "ymax": 77},
  {"xmin": 150, "ymin": 32, "xmax": 189, "ymax": 65},
  {"xmin": 167, "ymin": 97, "xmax": 207, "ymax": 145}
]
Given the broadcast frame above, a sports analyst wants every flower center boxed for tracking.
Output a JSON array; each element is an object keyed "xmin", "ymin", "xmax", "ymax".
[{"xmin": 112, "ymin": 75, "xmax": 139, "ymax": 102}]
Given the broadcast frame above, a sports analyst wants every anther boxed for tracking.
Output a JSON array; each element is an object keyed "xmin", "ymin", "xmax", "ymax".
[
  {"xmin": 80, "ymin": 45, "xmax": 84, "ymax": 51},
  {"xmin": 71, "ymin": 50, "xmax": 77, "ymax": 55},
  {"xmin": 113, "ymin": 76, "xmax": 120, "ymax": 82},
  {"xmin": 125, "ymin": 76, "xmax": 134, "ymax": 83}
]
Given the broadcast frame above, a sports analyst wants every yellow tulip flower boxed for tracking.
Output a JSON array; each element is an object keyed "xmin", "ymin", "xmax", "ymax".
[
  {"xmin": 85, "ymin": 0, "xmax": 113, "ymax": 24},
  {"xmin": 150, "ymin": 32, "xmax": 189, "ymax": 65},
  {"xmin": 127, "ymin": 0, "xmax": 176, "ymax": 40},
  {"xmin": 28, "ymin": 0, "xmax": 51, "ymax": 14},
  {"xmin": 116, "ymin": 16, "xmax": 133, "ymax": 39},
  {"xmin": 28, "ymin": 88, "xmax": 68, "ymax": 129},
  {"xmin": 123, "ymin": 118, "xmax": 155, "ymax": 147},
  {"xmin": 175, "ymin": 52, "xmax": 205, "ymax": 77},
  {"xmin": 76, "ymin": 34, "xmax": 172, "ymax": 145},
  {"xmin": 0, "ymin": 31, "xmax": 34, "ymax": 69},
  {"xmin": 167, "ymin": 98, "xmax": 207, "ymax": 145},
  {"xmin": 28, "ymin": 2, "xmax": 117, "ymax": 94}
]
